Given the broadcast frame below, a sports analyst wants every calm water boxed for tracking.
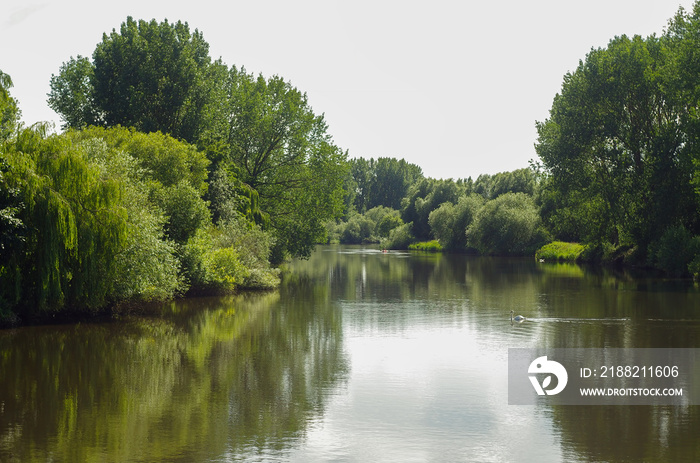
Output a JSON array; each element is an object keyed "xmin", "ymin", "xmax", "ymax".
[{"xmin": 2, "ymin": 245, "xmax": 700, "ymax": 462}]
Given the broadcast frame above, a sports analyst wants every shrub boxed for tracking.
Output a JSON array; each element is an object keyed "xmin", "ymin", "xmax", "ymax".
[
  {"xmin": 339, "ymin": 213, "xmax": 375, "ymax": 244},
  {"xmin": 376, "ymin": 213, "xmax": 403, "ymax": 237},
  {"xmin": 409, "ymin": 240, "xmax": 442, "ymax": 252},
  {"xmin": 648, "ymin": 225, "xmax": 700, "ymax": 277},
  {"xmin": 181, "ymin": 217, "xmax": 279, "ymax": 292},
  {"xmin": 466, "ymin": 193, "xmax": 546, "ymax": 255},
  {"xmin": 428, "ymin": 194, "xmax": 483, "ymax": 250},
  {"xmin": 382, "ymin": 222, "xmax": 415, "ymax": 250},
  {"xmin": 535, "ymin": 241, "xmax": 585, "ymax": 262}
]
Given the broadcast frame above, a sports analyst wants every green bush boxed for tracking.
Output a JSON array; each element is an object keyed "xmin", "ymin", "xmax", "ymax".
[
  {"xmin": 376, "ymin": 213, "xmax": 403, "ymax": 237},
  {"xmin": 409, "ymin": 240, "xmax": 442, "ymax": 252},
  {"xmin": 382, "ymin": 222, "xmax": 415, "ymax": 250},
  {"xmin": 535, "ymin": 241, "xmax": 585, "ymax": 262},
  {"xmin": 152, "ymin": 181, "xmax": 211, "ymax": 243},
  {"xmin": 181, "ymin": 217, "xmax": 279, "ymax": 292},
  {"xmin": 428, "ymin": 194, "xmax": 483, "ymax": 250},
  {"xmin": 648, "ymin": 225, "xmax": 700, "ymax": 277},
  {"xmin": 340, "ymin": 213, "xmax": 375, "ymax": 244},
  {"xmin": 466, "ymin": 193, "xmax": 546, "ymax": 255}
]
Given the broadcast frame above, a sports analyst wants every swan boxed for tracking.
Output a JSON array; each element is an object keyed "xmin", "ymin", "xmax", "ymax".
[{"xmin": 510, "ymin": 310, "xmax": 526, "ymax": 323}]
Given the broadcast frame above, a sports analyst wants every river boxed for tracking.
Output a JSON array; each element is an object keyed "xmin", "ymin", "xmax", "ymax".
[{"xmin": 1, "ymin": 245, "xmax": 700, "ymax": 462}]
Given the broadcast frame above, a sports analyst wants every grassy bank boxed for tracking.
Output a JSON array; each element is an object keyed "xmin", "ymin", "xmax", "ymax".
[{"xmin": 535, "ymin": 241, "xmax": 585, "ymax": 262}]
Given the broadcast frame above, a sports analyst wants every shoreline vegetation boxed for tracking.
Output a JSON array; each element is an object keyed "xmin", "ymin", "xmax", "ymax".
[{"xmin": 5, "ymin": 4, "xmax": 700, "ymax": 325}]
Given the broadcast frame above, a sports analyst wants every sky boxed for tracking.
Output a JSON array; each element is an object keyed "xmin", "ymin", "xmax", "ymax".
[{"xmin": 1, "ymin": 0, "xmax": 695, "ymax": 179}]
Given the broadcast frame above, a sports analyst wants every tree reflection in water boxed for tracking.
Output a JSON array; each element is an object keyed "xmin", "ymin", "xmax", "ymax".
[{"xmin": 0, "ymin": 290, "xmax": 348, "ymax": 462}]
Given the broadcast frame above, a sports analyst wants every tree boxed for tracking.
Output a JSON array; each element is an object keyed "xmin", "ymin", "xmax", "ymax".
[
  {"xmin": 429, "ymin": 194, "xmax": 483, "ymax": 250},
  {"xmin": 48, "ymin": 17, "xmax": 223, "ymax": 144},
  {"xmin": 367, "ymin": 157, "xmax": 423, "ymax": 210},
  {"xmin": 466, "ymin": 193, "xmax": 546, "ymax": 255},
  {"xmin": 0, "ymin": 71, "xmax": 24, "ymax": 273},
  {"xmin": 349, "ymin": 157, "xmax": 371, "ymax": 213},
  {"xmin": 225, "ymin": 67, "xmax": 347, "ymax": 260},
  {"xmin": 1, "ymin": 125, "xmax": 130, "ymax": 312},
  {"xmin": 535, "ymin": 33, "xmax": 695, "ymax": 250},
  {"xmin": 0, "ymin": 70, "xmax": 20, "ymax": 141},
  {"xmin": 401, "ymin": 178, "xmax": 462, "ymax": 241},
  {"xmin": 348, "ymin": 157, "xmax": 423, "ymax": 212},
  {"xmin": 47, "ymin": 56, "xmax": 100, "ymax": 129}
]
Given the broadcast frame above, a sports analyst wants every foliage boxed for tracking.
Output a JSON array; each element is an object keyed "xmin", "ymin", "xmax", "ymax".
[
  {"xmin": 47, "ymin": 56, "xmax": 100, "ymax": 129},
  {"xmin": 69, "ymin": 126, "xmax": 210, "ymax": 192},
  {"xmin": 382, "ymin": 222, "xmax": 415, "ymax": 250},
  {"xmin": 471, "ymin": 168, "xmax": 536, "ymax": 200},
  {"xmin": 181, "ymin": 217, "xmax": 279, "ymax": 292},
  {"xmin": 535, "ymin": 32, "xmax": 697, "ymax": 253},
  {"xmin": 224, "ymin": 67, "xmax": 348, "ymax": 260},
  {"xmin": 466, "ymin": 193, "xmax": 548, "ymax": 255},
  {"xmin": 68, "ymin": 127, "xmax": 213, "ymax": 244},
  {"xmin": 372, "ymin": 207, "xmax": 404, "ymax": 238},
  {"xmin": 0, "ymin": 70, "xmax": 20, "ymax": 142},
  {"xmin": 77, "ymin": 137, "xmax": 183, "ymax": 301},
  {"xmin": 647, "ymin": 225, "xmax": 700, "ymax": 277},
  {"xmin": 428, "ymin": 194, "xmax": 483, "ymax": 250},
  {"xmin": 332, "ymin": 206, "xmax": 403, "ymax": 244},
  {"xmin": 408, "ymin": 240, "xmax": 442, "ymax": 252},
  {"xmin": 1, "ymin": 121, "xmax": 280, "ymax": 320},
  {"xmin": 401, "ymin": 178, "xmax": 463, "ymax": 241},
  {"xmin": 49, "ymin": 18, "xmax": 348, "ymax": 262},
  {"xmin": 339, "ymin": 213, "xmax": 375, "ymax": 244},
  {"xmin": 49, "ymin": 17, "xmax": 223, "ymax": 143},
  {"xmin": 152, "ymin": 181, "xmax": 210, "ymax": 243},
  {"xmin": 207, "ymin": 166, "xmax": 268, "ymax": 226},
  {"xmin": 1, "ymin": 125, "xmax": 129, "ymax": 312},
  {"xmin": 349, "ymin": 157, "xmax": 423, "ymax": 212},
  {"xmin": 535, "ymin": 241, "xmax": 585, "ymax": 262}
]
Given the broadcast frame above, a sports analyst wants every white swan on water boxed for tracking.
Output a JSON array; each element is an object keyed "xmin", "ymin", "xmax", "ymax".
[{"xmin": 510, "ymin": 310, "xmax": 526, "ymax": 323}]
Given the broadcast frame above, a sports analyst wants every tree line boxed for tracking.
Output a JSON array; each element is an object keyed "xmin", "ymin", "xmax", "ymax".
[
  {"xmin": 329, "ymin": 163, "xmax": 545, "ymax": 255},
  {"xmin": 0, "ymin": 17, "xmax": 346, "ymax": 323},
  {"xmin": 5, "ymin": 4, "xmax": 700, "ymax": 322},
  {"xmin": 333, "ymin": 2, "xmax": 700, "ymax": 279}
]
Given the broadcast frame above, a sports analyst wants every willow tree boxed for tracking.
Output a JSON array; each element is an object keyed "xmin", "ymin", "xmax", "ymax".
[{"xmin": 1, "ymin": 125, "xmax": 128, "ymax": 313}]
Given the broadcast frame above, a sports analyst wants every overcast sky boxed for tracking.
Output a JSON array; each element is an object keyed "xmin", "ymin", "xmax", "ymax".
[{"xmin": 1, "ymin": 0, "xmax": 694, "ymax": 179}]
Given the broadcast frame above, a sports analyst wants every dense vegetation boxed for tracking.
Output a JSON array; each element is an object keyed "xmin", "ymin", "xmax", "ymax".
[
  {"xmin": 333, "ymin": 3, "xmax": 700, "ymax": 278},
  {"xmin": 535, "ymin": 3, "xmax": 700, "ymax": 275},
  {"xmin": 331, "ymin": 165, "xmax": 545, "ymax": 255},
  {"xmin": 0, "ymin": 17, "xmax": 344, "ymax": 323},
  {"xmin": 5, "ymin": 3, "xmax": 700, "ymax": 323}
]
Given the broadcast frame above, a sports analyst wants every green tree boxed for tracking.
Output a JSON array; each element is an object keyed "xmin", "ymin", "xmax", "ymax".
[
  {"xmin": 401, "ymin": 178, "xmax": 462, "ymax": 241},
  {"xmin": 367, "ymin": 157, "xmax": 423, "ymax": 210},
  {"xmin": 67, "ymin": 126, "xmax": 212, "ymax": 244},
  {"xmin": 1, "ymin": 125, "xmax": 129, "ymax": 312},
  {"xmin": 466, "ymin": 193, "xmax": 546, "ymax": 255},
  {"xmin": 349, "ymin": 157, "xmax": 371, "ymax": 212},
  {"xmin": 0, "ymin": 70, "xmax": 20, "ymax": 141},
  {"xmin": 47, "ymin": 56, "xmax": 100, "ymax": 129},
  {"xmin": 535, "ymin": 33, "xmax": 695, "ymax": 250},
  {"xmin": 428, "ymin": 194, "xmax": 483, "ymax": 250},
  {"xmin": 49, "ymin": 17, "xmax": 223, "ymax": 144},
  {"xmin": 224, "ymin": 67, "xmax": 347, "ymax": 260},
  {"xmin": 471, "ymin": 168, "xmax": 536, "ymax": 200},
  {"xmin": 665, "ymin": 2, "xmax": 700, "ymax": 218},
  {"xmin": 348, "ymin": 157, "xmax": 423, "ymax": 212}
]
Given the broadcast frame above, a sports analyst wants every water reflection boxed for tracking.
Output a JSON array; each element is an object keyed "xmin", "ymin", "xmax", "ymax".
[
  {"xmin": 2, "ymin": 245, "xmax": 700, "ymax": 461},
  {"xmin": 284, "ymin": 246, "xmax": 700, "ymax": 462},
  {"xmin": 0, "ymin": 292, "xmax": 348, "ymax": 462}
]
